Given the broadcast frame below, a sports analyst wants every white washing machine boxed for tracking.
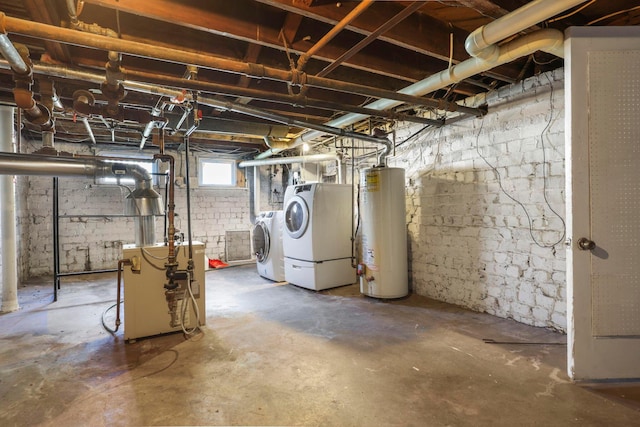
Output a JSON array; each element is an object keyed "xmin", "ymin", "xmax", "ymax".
[
  {"xmin": 283, "ymin": 183, "xmax": 356, "ymax": 290},
  {"xmin": 253, "ymin": 210, "xmax": 285, "ymax": 281}
]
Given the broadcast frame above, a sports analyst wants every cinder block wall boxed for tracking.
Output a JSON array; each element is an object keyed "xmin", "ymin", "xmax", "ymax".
[
  {"xmin": 17, "ymin": 143, "xmax": 251, "ymax": 279},
  {"xmin": 389, "ymin": 70, "xmax": 567, "ymax": 331}
]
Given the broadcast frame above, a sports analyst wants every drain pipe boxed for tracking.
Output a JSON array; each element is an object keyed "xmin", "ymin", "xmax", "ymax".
[
  {"xmin": 257, "ymin": 0, "xmax": 583, "ymax": 157},
  {"xmin": 0, "ymin": 106, "xmax": 19, "ymax": 313}
]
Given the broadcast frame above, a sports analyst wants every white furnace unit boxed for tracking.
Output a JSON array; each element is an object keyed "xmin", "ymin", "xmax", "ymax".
[
  {"xmin": 359, "ymin": 167, "xmax": 408, "ymax": 298},
  {"xmin": 122, "ymin": 242, "xmax": 206, "ymax": 341}
]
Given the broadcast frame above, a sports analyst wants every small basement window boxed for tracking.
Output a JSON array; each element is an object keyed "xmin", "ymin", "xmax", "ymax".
[{"xmin": 198, "ymin": 158, "xmax": 237, "ymax": 187}]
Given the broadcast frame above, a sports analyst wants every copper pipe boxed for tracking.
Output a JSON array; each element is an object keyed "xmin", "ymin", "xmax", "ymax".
[
  {"xmin": 296, "ymin": 0, "xmax": 374, "ymax": 72},
  {"xmin": 0, "ymin": 13, "xmax": 470, "ymax": 114},
  {"xmin": 153, "ymin": 153, "xmax": 176, "ymax": 269},
  {"xmin": 114, "ymin": 258, "xmax": 132, "ymax": 332}
]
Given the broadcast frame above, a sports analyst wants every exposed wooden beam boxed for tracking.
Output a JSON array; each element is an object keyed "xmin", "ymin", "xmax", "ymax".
[
  {"xmin": 82, "ymin": 0, "xmax": 520, "ymax": 85},
  {"xmin": 22, "ymin": 0, "xmax": 73, "ymax": 63}
]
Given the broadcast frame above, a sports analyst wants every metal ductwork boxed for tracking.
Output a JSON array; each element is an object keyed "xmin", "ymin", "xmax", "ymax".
[{"xmin": 0, "ymin": 152, "xmax": 163, "ymax": 247}]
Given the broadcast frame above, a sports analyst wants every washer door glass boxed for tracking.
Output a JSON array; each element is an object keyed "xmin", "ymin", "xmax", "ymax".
[
  {"xmin": 284, "ymin": 196, "xmax": 309, "ymax": 239},
  {"xmin": 253, "ymin": 222, "xmax": 270, "ymax": 263}
]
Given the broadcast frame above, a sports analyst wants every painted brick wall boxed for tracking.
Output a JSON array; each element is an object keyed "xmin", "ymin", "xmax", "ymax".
[
  {"xmin": 390, "ymin": 69, "xmax": 567, "ymax": 331},
  {"xmin": 17, "ymin": 144, "xmax": 251, "ymax": 278}
]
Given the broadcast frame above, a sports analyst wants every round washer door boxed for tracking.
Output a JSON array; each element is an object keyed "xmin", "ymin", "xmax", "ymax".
[
  {"xmin": 284, "ymin": 196, "xmax": 309, "ymax": 239},
  {"xmin": 252, "ymin": 221, "xmax": 270, "ymax": 263}
]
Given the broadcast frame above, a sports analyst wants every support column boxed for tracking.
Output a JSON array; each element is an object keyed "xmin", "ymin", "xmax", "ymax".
[{"xmin": 0, "ymin": 105, "xmax": 19, "ymax": 313}]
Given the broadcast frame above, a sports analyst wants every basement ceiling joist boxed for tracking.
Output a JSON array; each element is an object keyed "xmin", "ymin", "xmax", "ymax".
[{"xmin": 0, "ymin": 0, "xmax": 638, "ymax": 156}]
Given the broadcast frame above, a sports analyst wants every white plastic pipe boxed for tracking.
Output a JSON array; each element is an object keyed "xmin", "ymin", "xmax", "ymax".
[
  {"xmin": 465, "ymin": 0, "xmax": 585, "ymax": 57},
  {"xmin": 0, "ymin": 105, "xmax": 19, "ymax": 313}
]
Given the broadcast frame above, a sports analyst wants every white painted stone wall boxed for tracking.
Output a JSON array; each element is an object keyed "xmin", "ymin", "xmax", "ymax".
[
  {"xmin": 18, "ymin": 143, "xmax": 251, "ymax": 278},
  {"xmin": 389, "ymin": 70, "xmax": 567, "ymax": 331}
]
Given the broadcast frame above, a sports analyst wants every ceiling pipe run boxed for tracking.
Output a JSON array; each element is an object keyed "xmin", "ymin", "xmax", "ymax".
[
  {"xmin": 239, "ymin": 153, "xmax": 343, "ymax": 184},
  {"xmin": 296, "ymin": 0, "xmax": 374, "ymax": 72},
  {"xmin": 0, "ymin": 13, "xmax": 470, "ymax": 115},
  {"xmin": 198, "ymin": 94, "xmax": 392, "ymax": 167},
  {"xmin": 256, "ymin": 0, "xmax": 581, "ymax": 159}
]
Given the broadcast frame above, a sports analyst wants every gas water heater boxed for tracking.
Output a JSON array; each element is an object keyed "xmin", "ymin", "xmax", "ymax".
[{"xmin": 359, "ymin": 167, "xmax": 408, "ymax": 298}]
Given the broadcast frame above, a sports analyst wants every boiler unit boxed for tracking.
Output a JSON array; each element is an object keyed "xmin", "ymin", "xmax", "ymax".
[
  {"xmin": 359, "ymin": 167, "xmax": 408, "ymax": 298},
  {"xmin": 122, "ymin": 242, "xmax": 206, "ymax": 342},
  {"xmin": 253, "ymin": 210, "xmax": 285, "ymax": 282}
]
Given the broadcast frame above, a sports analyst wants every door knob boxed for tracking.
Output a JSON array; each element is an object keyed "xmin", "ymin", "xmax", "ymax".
[{"xmin": 577, "ymin": 237, "xmax": 596, "ymax": 251}]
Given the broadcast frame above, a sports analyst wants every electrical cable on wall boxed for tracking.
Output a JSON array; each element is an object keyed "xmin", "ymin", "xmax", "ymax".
[{"xmin": 474, "ymin": 76, "xmax": 566, "ymax": 248}]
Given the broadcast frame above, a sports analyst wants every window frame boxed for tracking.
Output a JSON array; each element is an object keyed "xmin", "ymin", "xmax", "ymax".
[{"xmin": 197, "ymin": 157, "xmax": 238, "ymax": 188}]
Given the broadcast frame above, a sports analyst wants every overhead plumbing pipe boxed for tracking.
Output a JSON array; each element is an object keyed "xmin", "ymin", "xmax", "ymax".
[
  {"xmin": 0, "ymin": 33, "xmax": 52, "ymax": 129},
  {"xmin": 296, "ymin": 0, "xmax": 374, "ymax": 72},
  {"xmin": 239, "ymin": 153, "xmax": 343, "ymax": 183},
  {"xmin": 200, "ymin": 94, "xmax": 392, "ymax": 166},
  {"xmin": 257, "ymin": 0, "xmax": 584, "ymax": 158},
  {"xmin": 261, "ymin": 29, "xmax": 565, "ymax": 158},
  {"xmin": 0, "ymin": 13, "xmax": 470, "ymax": 115},
  {"xmin": 0, "ymin": 106, "xmax": 19, "ymax": 313}
]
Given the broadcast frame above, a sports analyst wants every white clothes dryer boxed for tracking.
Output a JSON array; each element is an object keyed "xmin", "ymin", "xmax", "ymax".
[
  {"xmin": 283, "ymin": 183, "xmax": 356, "ymax": 290},
  {"xmin": 253, "ymin": 210, "xmax": 285, "ymax": 282}
]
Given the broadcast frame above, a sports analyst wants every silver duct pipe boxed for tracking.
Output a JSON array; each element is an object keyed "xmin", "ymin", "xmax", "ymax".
[
  {"xmin": 0, "ymin": 32, "xmax": 28, "ymax": 74},
  {"xmin": 0, "ymin": 152, "xmax": 164, "ymax": 247},
  {"xmin": 0, "ymin": 106, "xmax": 19, "ymax": 313},
  {"xmin": 257, "ymin": 0, "xmax": 582, "ymax": 158}
]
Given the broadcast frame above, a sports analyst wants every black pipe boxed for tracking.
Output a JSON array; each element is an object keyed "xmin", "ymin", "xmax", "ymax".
[
  {"xmin": 184, "ymin": 107, "xmax": 197, "ymax": 267},
  {"xmin": 57, "ymin": 269, "xmax": 118, "ymax": 276},
  {"xmin": 53, "ymin": 177, "xmax": 60, "ymax": 301}
]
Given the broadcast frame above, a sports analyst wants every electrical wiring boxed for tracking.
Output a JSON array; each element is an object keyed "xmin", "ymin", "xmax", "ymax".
[
  {"xmin": 475, "ymin": 76, "xmax": 566, "ymax": 248},
  {"xmin": 180, "ymin": 270, "xmax": 201, "ymax": 338},
  {"xmin": 588, "ymin": 5, "xmax": 640, "ymax": 25},
  {"xmin": 101, "ymin": 300, "xmax": 121, "ymax": 334},
  {"xmin": 548, "ymin": 0, "xmax": 597, "ymax": 23}
]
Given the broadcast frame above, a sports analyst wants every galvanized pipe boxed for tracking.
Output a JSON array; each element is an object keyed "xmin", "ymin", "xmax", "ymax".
[{"xmin": 0, "ymin": 32, "xmax": 28, "ymax": 74}]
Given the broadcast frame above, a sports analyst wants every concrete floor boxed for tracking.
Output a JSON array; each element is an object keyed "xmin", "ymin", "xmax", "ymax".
[{"xmin": 0, "ymin": 264, "xmax": 639, "ymax": 426}]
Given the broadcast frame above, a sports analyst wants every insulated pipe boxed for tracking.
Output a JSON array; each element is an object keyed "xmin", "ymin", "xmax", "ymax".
[
  {"xmin": 0, "ymin": 14, "xmax": 471, "ymax": 115},
  {"xmin": 296, "ymin": 0, "xmax": 374, "ymax": 72},
  {"xmin": 0, "ymin": 106, "xmax": 19, "ymax": 313},
  {"xmin": 464, "ymin": 0, "xmax": 585, "ymax": 57},
  {"xmin": 269, "ymin": 28, "xmax": 565, "ymax": 157}
]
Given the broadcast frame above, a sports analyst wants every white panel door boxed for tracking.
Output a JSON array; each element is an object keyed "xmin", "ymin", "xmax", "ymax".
[{"xmin": 566, "ymin": 27, "xmax": 640, "ymax": 381}]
